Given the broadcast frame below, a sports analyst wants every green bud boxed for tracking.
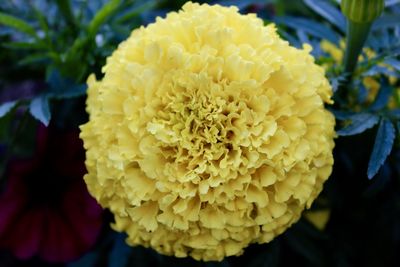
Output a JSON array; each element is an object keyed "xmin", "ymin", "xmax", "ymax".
[{"xmin": 341, "ymin": 0, "xmax": 384, "ymax": 23}]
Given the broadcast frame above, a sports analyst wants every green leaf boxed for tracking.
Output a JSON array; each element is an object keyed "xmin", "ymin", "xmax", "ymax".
[
  {"xmin": 46, "ymin": 70, "xmax": 87, "ymax": 99},
  {"xmin": 364, "ymin": 65, "xmax": 400, "ymax": 78},
  {"xmin": 330, "ymin": 74, "xmax": 348, "ymax": 93},
  {"xmin": 367, "ymin": 118, "xmax": 395, "ymax": 179},
  {"xmin": 274, "ymin": 16, "xmax": 340, "ymax": 44},
  {"xmin": 368, "ymin": 80, "xmax": 393, "ymax": 111},
  {"xmin": 337, "ymin": 113, "xmax": 380, "ymax": 136},
  {"xmin": 55, "ymin": 0, "xmax": 77, "ymax": 30},
  {"xmin": 2, "ymin": 41, "xmax": 46, "ymax": 50},
  {"xmin": 87, "ymin": 0, "xmax": 121, "ymax": 38},
  {"xmin": 373, "ymin": 14, "xmax": 400, "ymax": 30},
  {"xmin": 384, "ymin": 58, "xmax": 400, "ymax": 72},
  {"xmin": 0, "ymin": 12, "xmax": 36, "ymax": 36},
  {"xmin": 115, "ymin": 0, "xmax": 159, "ymax": 23},
  {"xmin": 303, "ymin": 0, "xmax": 346, "ymax": 32},
  {"xmin": 29, "ymin": 96, "xmax": 51, "ymax": 126},
  {"xmin": 17, "ymin": 52, "xmax": 52, "ymax": 66},
  {"xmin": 0, "ymin": 101, "xmax": 18, "ymax": 118}
]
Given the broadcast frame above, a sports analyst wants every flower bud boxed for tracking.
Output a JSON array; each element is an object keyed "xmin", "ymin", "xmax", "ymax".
[{"xmin": 341, "ymin": 0, "xmax": 384, "ymax": 23}]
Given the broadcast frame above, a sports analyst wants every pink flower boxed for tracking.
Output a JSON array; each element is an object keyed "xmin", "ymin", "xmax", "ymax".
[{"xmin": 0, "ymin": 125, "xmax": 103, "ymax": 263}]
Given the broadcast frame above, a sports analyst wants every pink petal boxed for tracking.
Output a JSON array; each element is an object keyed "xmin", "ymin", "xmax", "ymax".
[
  {"xmin": 39, "ymin": 210, "xmax": 80, "ymax": 263},
  {"xmin": 9, "ymin": 208, "xmax": 44, "ymax": 260}
]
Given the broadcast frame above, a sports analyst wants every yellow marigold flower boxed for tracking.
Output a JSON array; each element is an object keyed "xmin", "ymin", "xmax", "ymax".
[{"xmin": 80, "ymin": 2, "xmax": 335, "ymax": 261}]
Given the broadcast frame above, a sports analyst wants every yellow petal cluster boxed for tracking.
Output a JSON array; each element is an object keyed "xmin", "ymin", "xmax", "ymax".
[{"xmin": 80, "ymin": 2, "xmax": 335, "ymax": 261}]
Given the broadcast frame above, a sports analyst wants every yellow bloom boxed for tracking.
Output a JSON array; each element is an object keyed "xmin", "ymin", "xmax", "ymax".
[{"xmin": 80, "ymin": 2, "xmax": 335, "ymax": 261}]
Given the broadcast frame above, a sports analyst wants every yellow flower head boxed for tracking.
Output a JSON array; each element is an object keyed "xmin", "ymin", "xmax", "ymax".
[{"xmin": 80, "ymin": 2, "xmax": 335, "ymax": 261}]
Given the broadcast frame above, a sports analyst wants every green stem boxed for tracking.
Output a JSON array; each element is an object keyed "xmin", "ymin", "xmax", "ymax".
[
  {"xmin": 55, "ymin": 0, "xmax": 77, "ymax": 32},
  {"xmin": 343, "ymin": 20, "xmax": 372, "ymax": 77}
]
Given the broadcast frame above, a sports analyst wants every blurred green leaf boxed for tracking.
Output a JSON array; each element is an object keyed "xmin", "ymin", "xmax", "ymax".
[
  {"xmin": 2, "ymin": 41, "xmax": 46, "ymax": 50},
  {"xmin": 367, "ymin": 118, "xmax": 395, "ymax": 179},
  {"xmin": 29, "ymin": 96, "xmax": 51, "ymax": 126},
  {"xmin": 337, "ymin": 113, "xmax": 380, "ymax": 136},
  {"xmin": 0, "ymin": 101, "xmax": 18, "ymax": 118},
  {"xmin": 363, "ymin": 65, "xmax": 400, "ymax": 78},
  {"xmin": 88, "ymin": 0, "xmax": 122, "ymax": 38},
  {"xmin": 303, "ymin": 0, "xmax": 346, "ymax": 32},
  {"xmin": 373, "ymin": 14, "xmax": 400, "ymax": 30},
  {"xmin": 330, "ymin": 74, "xmax": 348, "ymax": 93},
  {"xmin": 46, "ymin": 70, "xmax": 87, "ymax": 99},
  {"xmin": 384, "ymin": 58, "xmax": 400, "ymax": 72},
  {"xmin": 368, "ymin": 80, "xmax": 393, "ymax": 111},
  {"xmin": 17, "ymin": 52, "xmax": 54, "ymax": 66},
  {"xmin": 0, "ymin": 12, "xmax": 36, "ymax": 37},
  {"xmin": 116, "ymin": 0, "xmax": 159, "ymax": 24},
  {"xmin": 55, "ymin": 0, "xmax": 77, "ymax": 30},
  {"xmin": 274, "ymin": 16, "xmax": 340, "ymax": 43}
]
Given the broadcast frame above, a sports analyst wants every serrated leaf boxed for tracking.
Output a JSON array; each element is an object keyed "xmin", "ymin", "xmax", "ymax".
[
  {"xmin": 29, "ymin": 96, "xmax": 51, "ymax": 126},
  {"xmin": 337, "ymin": 113, "xmax": 380, "ymax": 136},
  {"xmin": 303, "ymin": 0, "xmax": 346, "ymax": 32},
  {"xmin": 367, "ymin": 119, "xmax": 395, "ymax": 179},
  {"xmin": 0, "ymin": 12, "xmax": 36, "ymax": 36},
  {"xmin": 274, "ymin": 16, "xmax": 339, "ymax": 43},
  {"xmin": 0, "ymin": 101, "xmax": 18, "ymax": 118}
]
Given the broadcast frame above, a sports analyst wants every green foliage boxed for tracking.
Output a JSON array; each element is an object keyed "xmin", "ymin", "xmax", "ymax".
[
  {"xmin": 29, "ymin": 96, "xmax": 51, "ymax": 126},
  {"xmin": 0, "ymin": 12, "xmax": 37, "ymax": 36},
  {"xmin": 368, "ymin": 118, "xmax": 396, "ymax": 178}
]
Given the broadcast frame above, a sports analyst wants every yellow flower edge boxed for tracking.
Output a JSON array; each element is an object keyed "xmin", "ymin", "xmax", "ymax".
[{"xmin": 80, "ymin": 2, "xmax": 335, "ymax": 261}]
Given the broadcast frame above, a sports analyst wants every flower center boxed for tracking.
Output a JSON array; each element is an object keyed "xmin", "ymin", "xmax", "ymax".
[{"xmin": 144, "ymin": 72, "xmax": 277, "ymax": 185}]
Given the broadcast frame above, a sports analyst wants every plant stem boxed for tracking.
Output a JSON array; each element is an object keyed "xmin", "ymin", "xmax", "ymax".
[{"xmin": 343, "ymin": 20, "xmax": 372, "ymax": 77}]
